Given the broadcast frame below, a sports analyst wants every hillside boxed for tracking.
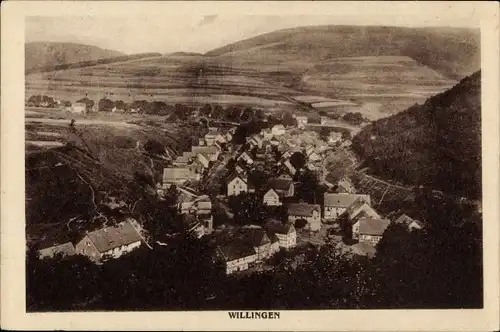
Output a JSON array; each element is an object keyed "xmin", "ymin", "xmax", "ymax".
[
  {"xmin": 352, "ymin": 71, "xmax": 481, "ymax": 199},
  {"xmin": 26, "ymin": 42, "xmax": 124, "ymax": 72},
  {"xmin": 206, "ymin": 25, "xmax": 480, "ymax": 80}
]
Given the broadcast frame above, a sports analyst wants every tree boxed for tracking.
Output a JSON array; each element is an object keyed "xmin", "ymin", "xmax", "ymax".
[
  {"xmin": 227, "ymin": 192, "xmax": 267, "ymax": 225},
  {"xmin": 241, "ymin": 107, "xmax": 254, "ymax": 122},
  {"xmin": 131, "ymin": 100, "xmax": 149, "ymax": 112},
  {"xmin": 295, "ymin": 170, "xmax": 323, "ymax": 204},
  {"xmin": 341, "ymin": 131, "xmax": 352, "ymax": 141},
  {"xmin": 144, "ymin": 139, "xmax": 166, "ymax": 156},
  {"xmin": 114, "ymin": 100, "xmax": 126, "ymax": 110},
  {"xmin": 343, "ymin": 112, "xmax": 364, "ymax": 125},
  {"xmin": 290, "ymin": 152, "xmax": 306, "ymax": 171},
  {"xmin": 294, "ymin": 218, "xmax": 308, "ymax": 229},
  {"xmin": 281, "ymin": 111, "xmax": 297, "ymax": 127},
  {"xmin": 98, "ymin": 98, "xmax": 114, "ymax": 112},
  {"xmin": 200, "ymin": 104, "xmax": 212, "ymax": 117},
  {"xmin": 212, "ymin": 105, "xmax": 224, "ymax": 120},
  {"xmin": 319, "ymin": 127, "xmax": 332, "ymax": 141}
]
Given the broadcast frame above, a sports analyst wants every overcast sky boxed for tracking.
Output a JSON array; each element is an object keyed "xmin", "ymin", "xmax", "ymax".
[{"xmin": 26, "ymin": 12, "xmax": 480, "ymax": 55}]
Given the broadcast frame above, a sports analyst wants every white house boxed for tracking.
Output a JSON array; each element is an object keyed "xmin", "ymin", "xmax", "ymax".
[
  {"xmin": 264, "ymin": 221, "xmax": 297, "ymax": 249},
  {"xmin": 323, "ymin": 193, "xmax": 371, "ymax": 220},
  {"xmin": 237, "ymin": 151, "xmax": 254, "ymax": 165},
  {"xmin": 226, "ymin": 173, "xmax": 254, "ymax": 196},
  {"xmin": 70, "ymin": 102, "xmax": 87, "ymax": 115},
  {"xmin": 262, "ymin": 178, "xmax": 295, "ymax": 206},
  {"xmin": 75, "ymin": 220, "xmax": 142, "ymax": 262},
  {"xmin": 286, "ymin": 203, "xmax": 322, "ymax": 231},
  {"xmin": 218, "ymin": 243, "xmax": 257, "ymax": 275}
]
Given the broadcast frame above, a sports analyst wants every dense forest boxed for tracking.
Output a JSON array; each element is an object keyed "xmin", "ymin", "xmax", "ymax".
[{"xmin": 352, "ymin": 71, "xmax": 481, "ymax": 199}]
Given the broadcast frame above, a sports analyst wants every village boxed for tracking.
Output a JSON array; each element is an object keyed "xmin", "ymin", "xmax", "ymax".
[{"xmin": 35, "ymin": 105, "xmax": 425, "ymax": 275}]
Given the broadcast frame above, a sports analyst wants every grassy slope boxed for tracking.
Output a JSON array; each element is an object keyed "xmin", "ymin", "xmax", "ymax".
[
  {"xmin": 206, "ymin": 25, "xmax": 480, "ymax": 80},
  {"xmin": 26, "ymin": 42, "xmax": 124, "ymax": 72},
  {"xmin": 351, "ymin": 71, "xmax": 481, "ymax": 199},
  {"xmin": 26, "ymin": 120, "xmax": 206, "ymax": 246}
]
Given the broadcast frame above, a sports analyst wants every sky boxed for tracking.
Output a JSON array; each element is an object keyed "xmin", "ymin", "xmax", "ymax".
[{"xmin": 25, "ymin": 11, "xmax": 481, "ymax": 55}]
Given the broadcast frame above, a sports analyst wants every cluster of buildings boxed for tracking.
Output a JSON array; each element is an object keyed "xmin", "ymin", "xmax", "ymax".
[
  {"xmin": 36, "ymin": 111, "xmax": 424, "ymax": 273},
  {"xmin": 37, "ymin": 219, "xmax": 145, "ymax": 263}
]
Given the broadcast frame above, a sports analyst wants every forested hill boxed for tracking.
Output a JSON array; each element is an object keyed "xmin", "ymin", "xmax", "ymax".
[{"xmin": 352, "ymin": 71, "xmax": 481, "ymax": 199}]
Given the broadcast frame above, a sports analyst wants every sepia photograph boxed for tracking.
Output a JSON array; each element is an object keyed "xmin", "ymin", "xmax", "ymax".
[{"xmin": 1, "ymin": 1, "xmax": 499, "ymax": 331}]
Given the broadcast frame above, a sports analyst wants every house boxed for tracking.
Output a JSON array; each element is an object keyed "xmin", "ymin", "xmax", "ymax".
[
  {"xmin": 173, "ymin": 155, "xmax": 190, "ymax": 167},
  {"xmin": 179, "ymin": 194, "xmax": 213, "ymax": 234},
  {"xmin": 198, "ymin": 138, "xmax": 206, "ymax": 146},
  {"xmin": 111, "ymin": 106, "xmax": 125, "ymax": 113},
  {"xmin": 191, "ymin": 146, "xmax": 219, "ymax": 161},
  {"xmin": 215, "ymin": 133, "xmax": 226, "ymax": 144},
  {"xmin": 394, "ymin": 214, "xmax": 424, "ymax": 231},
  {"xmin": 352, "ymin": 218, "xmax": 391, "ymax": 245},
  {"xmin": 197, "ymin": 153, "xmax": 211, "ymax": 169},
  {"xmin": 226, "ymin": 172, "xmax": 254, "ymax": 196},
  {"xmin": 224, "ymin": 132, "xmax": 233, "ymax": 142},
  {"xmin": 262, "ymin": 129, "xmax": 274, "ymax": 141},
  {"xmin": 264, "ymin": 221, "xmax": 297, "ymax": 249},
  {"xmin": 263, "ymin": 178, "xmax": 295, "ymax": 206},
  {"xmin": 188, "ymin": 158, "xmax": 205, "ymax": 175},
  {"xmin": 323, "ymin": 193, "xmax": 371, "ymax": 220},
  {"xmin": 162, "ymin": 167, "xmax": 197, "ymax": 188},
  {"xmin": 296, "ymin": 116, "xmax": 308, "ymax": 128},
  {"xmin": 75, "ymin": 221, "xmax": 142, "ymax": 262},
  {"xmin": 337, "ymin": 177, "xmax": 356, "ymax": 194},
  {"xmin": 278, "ymin": 172, "xmax": 293, "ymax": 181},
  {"xmin": 247, "ymin": 135, "xmax": 263, "ymax": 149},
  {"xmin": 235, "ymin": 164, "xmax": 247, "ymax": 177},
  {"xmin": 204, "ymin": 131, "xmax": 218, "ymax": 146},
  {"xmin": 37, "ymin": 242, "xmax": 76, "ymax": 259},
  {"xmin": 320, "ymin": 116, "xmax": 328, "ymax": 125},
  {"xmin": 234, "ymin": 227, "xmax": 276, "ymax": 261},
  {"xmin": 237, "ymin": 151, "xmax": 254, "ymax": 165},
  {"xmin": 286, "ymin": 203, "xmax": 322, "ymax": 231},
  {"xmin": 217, "ymin": 243, "xmax": 257, "ymax": 275},
  {"xmin": 70, "ymin": 102, "xmax": 86, "ymax": 114},
  {"xmin": 271, "ymin": 124, "xmax": 286, "ymax": 136},
  {"xmin": 344, "ymin": 197, "xmax": 380, "ymax": 222}
]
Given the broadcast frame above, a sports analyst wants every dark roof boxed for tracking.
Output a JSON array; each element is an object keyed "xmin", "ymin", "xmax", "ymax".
[
  {"xmin": 268, "ymin": 178, "xmax": 293, "ymax": 192},
  {"xmin": 218, "ymin": 242, "xmax": 256, "ymax": 261},
  {"xmin": 85, "ymin": 221, "xmax": 142, "ymax": 253},
  {"xmin": 235, "ymin": 227, "xmax": 271, "ymax": 247},
  {"xmin": 394, "ymin": 214, "xmax": 424, "ymax": 228},
  {"xmin": 358, "ymin": 218, "xmax": 391, "ymax": 236},
  {"xmin": 38, "ymin": 242, "xmax": 76, "ymax": 259},
  {"xmin": 324, "ymin": 193, "xmax": 371, "ymax": 208},
  {"xmin": 286, "ymin": 203, "xmax": 321, "ymax": 217}
]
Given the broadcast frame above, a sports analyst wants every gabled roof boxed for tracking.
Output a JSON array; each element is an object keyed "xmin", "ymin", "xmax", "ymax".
[
  {"xmin": 268, "ymin": 178, "xmax": 293, "ymax": 192},
  {"xmin": 357, "ymin": 218, "xmax": 391, "ymax": 236},
  {"xmin": 85, "ymin": 221, "xmax": 142, "ymax": 253},
  {"xmin": 226, "ymin": 171, "xmax": 246, "ymax": 184},
  {"xmin": 338, "ymin": 178, "xmax": 356, "ymax": 193},
  {"xmin": 218, "ymin": 242, "xmax": 256, "ymax": 262},
  {"xmin": 235, "ymin": 227, "xmax": 271, "ymax": 247},
  {"xmin": 38, "ymin": 242, "xmax": 76, "ymax": 259},
  {"xmin": 286, "ymin": 203, "xmax": 321, "ymax": 217},
  {"xmin": 346, "ymin": 199, "xmax": 380, "ymax": 220},
  {"xmin": 324, "ymin": 193, "xmax": 371, "ymax": 208},
  {"xmin": 394, "ymin": 214, "xmax": 424, "ymax": 229},
  {"xmin": 163, "ymin": 167, "xmax": 192, "ymax": 184},
  {"xmin": 192, "ymin": 146, "xmax": 218, "ymax": 155}
]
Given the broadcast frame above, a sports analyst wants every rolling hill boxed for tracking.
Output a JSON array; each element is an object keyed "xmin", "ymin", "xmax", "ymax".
[
  {"xmin": 351, "ymin": 70, "xmax": 481, "ymax": 199},
  {"xmin": 26, "ymin": 42, "xmax": 124, "ymax": 73},
  {"xmin": 206, "ymin": 25, "xmax": 480, "ymax": 80}
]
